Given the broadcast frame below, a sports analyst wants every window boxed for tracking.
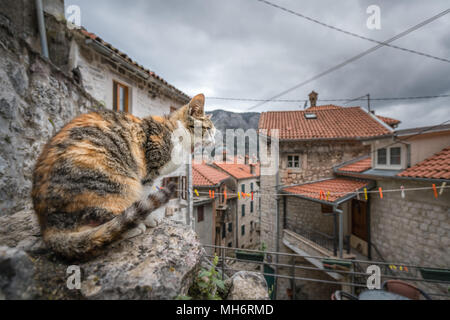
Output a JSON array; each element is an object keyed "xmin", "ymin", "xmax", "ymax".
[
  {"xmin": 250, "ymin": 183, "xmax": 254, "ymax": 192},
  {"xmin": 197, "ymin": 206, "xmax": 204, "ymax": 222},
  {"xmin": 113, "ymin": 81, "xmax": 129, "ymax": 113},
  {"xmin": 162, "ymin": 177, "xmax": 179, "ymax": 199},
  {"xmin": 241, "ymin": 184, "xmax": 245, "ymax": 193},
  {"xmin": 222, "ymin": 223, "xmax": 226, "ymax": 239},
  {"xmin": 250, "ymin": 201, "xmax": 254, "ymax": 213},
  {"xmin": 390, "ymin": 147, "xmax": 401, "ymax": 165},
  {"xmin": 241, "ymin": 225, "xmax": 245, "ymax": 236},
  {"xmin": 376, "ymin": 146, "xmax": 402, "ymax": 168},
  {"xmin": 242, "ymin": 204, "xmax": 245, "ymax": 217},
  {"xmin": 228, "ymin": 242, "xmax": 232, "ymax": 248},
  {"xmin": 228, "ymin": 222, "xmax": 233, "ymax": 233},
  {"xmin": 287, "ymin": 155, "xmax": 300, "ymax": 168},
  {"xmin": 377, "ymin": 148, "xmax": 387, "ymax": 165}
]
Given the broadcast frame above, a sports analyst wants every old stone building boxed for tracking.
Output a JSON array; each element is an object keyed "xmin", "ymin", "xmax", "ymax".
[{"xmin": 213, "ymin": 155, "xmax": 261, "ymax": 249}]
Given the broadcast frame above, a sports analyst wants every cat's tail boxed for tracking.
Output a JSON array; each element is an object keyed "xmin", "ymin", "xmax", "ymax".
[{"xmin": 42, "ymin": 182, "xmax": 177, "ymax": 260}]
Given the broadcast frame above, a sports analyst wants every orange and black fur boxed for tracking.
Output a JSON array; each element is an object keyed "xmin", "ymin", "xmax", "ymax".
[{"xmin": 32, "ymin": 94, "xmax": 215, "ymax": 260}]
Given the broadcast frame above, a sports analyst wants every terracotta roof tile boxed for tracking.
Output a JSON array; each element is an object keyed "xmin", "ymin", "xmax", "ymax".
[
  {"xmin": 377, "ymin": 115, "xmax": 401, "ymax": 126},
  {"xmin": 397, "ymin": 146, "xmax": 450, "ymax": 180},
  {"xmin": 338, "ymin": 156, "xmax": 372, "ymax": 173},
  {"xmin": 282, "ymin": 178, "xmax": 371, "ymax": 202},
  {"xmin": 213, "ymin": 159, "xmax": 260, "ymax": 180},
  {"xmin": 259, "ymin": 106, "xmax": 392, "ymax": 140},
  {"xmin": 193, "ymin": 164, "xmax": 230, "ymax": 187}
]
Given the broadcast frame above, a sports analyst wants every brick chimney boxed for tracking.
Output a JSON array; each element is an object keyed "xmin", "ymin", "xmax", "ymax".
[{"xmin": 308, "ymin": 91, "xmax": 318, "ymax": 108}]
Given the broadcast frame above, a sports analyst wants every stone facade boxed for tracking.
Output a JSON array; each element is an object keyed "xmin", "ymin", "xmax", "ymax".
[
  {"xmin": 236, "ymin": 178, "xmax": 260, "ymax": 248},
  {"xmin": 279, "ymin": 140, "xmax": 370, "ymax": 185},
  {"xmin": 370, "ymin": 178, "xmax": 450, "ymax": 296}
]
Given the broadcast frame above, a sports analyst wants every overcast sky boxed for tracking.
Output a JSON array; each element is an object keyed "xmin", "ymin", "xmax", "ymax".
[{"xmin": 66, "ymin": 0, "xmax": 450, "ymax": 129}]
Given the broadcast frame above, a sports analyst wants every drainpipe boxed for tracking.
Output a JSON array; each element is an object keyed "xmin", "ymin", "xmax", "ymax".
[
  {"xmin": 35, "ymin": 0, "xmax": 49, "ymax": 59},
  {"xmin": 333, "ymin": 206, "xmax": 344, "ymax": 258}
]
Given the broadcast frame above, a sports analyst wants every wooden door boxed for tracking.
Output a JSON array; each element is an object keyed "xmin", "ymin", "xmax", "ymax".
[{"xmin": 351, "ymin": 199, "xmax": 368, "ymax": 241}]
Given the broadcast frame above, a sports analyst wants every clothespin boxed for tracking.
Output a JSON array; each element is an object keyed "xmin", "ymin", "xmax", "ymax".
[
  {"xmin": 404, "ymin": 266, "xmax": 409, "ymax": 272},
  {"xmin": 153, "ymin": 186, "xmax": 157, "ymax": 191},
  {"xmin": 326, "ymin": 191, "xmax": 330, "ymax": 201},
  {"xmin": 439, "ymin": 182, "xmax": 447, "ymax": 195},
  {"xmin": 251, "ymin": 192, "xmax": 254, "ymax": 201},
  {"xmin": 379, "ymin": 187, "xmax": 383, "ymax": 199},
  {"xmin": 364, "ymin": 188, "xmax": 368, "ymax": 200},
  {"xmin": 319, "ymin": 190, "xmax": 323, "ymax": 200},
  {"xmin": 242, "ymin": 192, "xmax": 246, "ymax": 199},
  {"xmin": 238, "ymin": 192, "xmax": 241, "ymax": 200},
  {"xmin": 400, "ymin": 186, "xmax": 405, "ymax": 199},
  {"xmin": 194, "ymin": 189, "xmax": 199, "ymax": 197},
  {"xmin": 209, "ymin": 190, "xmax": 212, "ymax": 198},
  {"xmin": 432, "ymin": 184, "xmax": 438, "ymax": 198},
  {"xmin": 399, "ymin": 266, "xmax": 403, "ymax": 271},
  {"xmin": 156, "ymin": 186, "xmax": 160, "ymax": 191},
  {"xmin": 224, "ymin": 190, "xmax": 227, "ymax": 200},
  {"xmin": 212, "ymin": 190, "xmax": 215, "ymax": 199}
]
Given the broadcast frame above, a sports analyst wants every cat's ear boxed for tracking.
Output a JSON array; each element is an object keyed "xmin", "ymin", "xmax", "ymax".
[{"xmin": 188, "ymin": 94, "xmax": 205, "ymax": 117}]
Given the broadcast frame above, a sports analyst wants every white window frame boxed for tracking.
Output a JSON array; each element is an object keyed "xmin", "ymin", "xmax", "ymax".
[
  {"xmin": 376, "ymin": 146, "xmax": 402, "ymax": 170},
  {"xmin": 287, "ymin": 154, "xmax": 301, "ymax": 169}
]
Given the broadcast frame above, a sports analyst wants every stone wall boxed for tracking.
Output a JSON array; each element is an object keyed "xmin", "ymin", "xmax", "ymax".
[
  {"xmin": 279, "ymin": 140, "xmax": 369, "ymax": 185},
  {"xmin": 370, "ymin": 178, "xmax": 450, "ymax": 296},
  {"xmin": 0, "ymin": 22, "xmax": 100, "ymax": 216},
  {"xmin": 236, "ymin": 178, "xmax": 260, "ymax": 249},
  {"xmin": 259, "ymin": 173, "xmax": 279, "ymax": 253}
]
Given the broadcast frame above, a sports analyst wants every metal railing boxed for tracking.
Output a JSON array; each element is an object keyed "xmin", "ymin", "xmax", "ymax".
[{"xmin": 203, "ymin": 244, "xmax": 450, "ymax": 300}]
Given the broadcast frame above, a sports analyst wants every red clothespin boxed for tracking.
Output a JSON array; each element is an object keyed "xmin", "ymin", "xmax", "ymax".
[
  {"xmin": 432, "ymin": 184, "xmax": 438, "ymax": 198},
  {"xmin": 224, "ymin": 190, "xmax": 227, "ymax": 200},
  {"xmin": 379, "ymin": 187, "xmax": 383, "ymax": 199},
  {"xmin": 251, "ymin": 192, "xmax": 254, "ymax": 201}
]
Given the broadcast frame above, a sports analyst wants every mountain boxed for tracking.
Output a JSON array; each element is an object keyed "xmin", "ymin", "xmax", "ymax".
[{"xmin": 206, "ymin": 109, "xmax": 260, "ymax": 133}]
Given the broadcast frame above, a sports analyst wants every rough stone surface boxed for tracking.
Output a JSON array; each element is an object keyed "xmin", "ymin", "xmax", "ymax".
[
  {"xmin": 225, "ymin": 271, "xmax": 269, "ymax": 300},
  {"xmin": 0, "ymin": 246, "xmax": 36, "ymax": 300},
  {"xmin": 0, "ymin": 210, "xmax": 205, "ymax": 300}
]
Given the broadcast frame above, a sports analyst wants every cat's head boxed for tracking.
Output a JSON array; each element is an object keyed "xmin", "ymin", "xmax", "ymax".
[{"xmin": 171, "ymin": 93, "xmax": 216, "ymax": 151}]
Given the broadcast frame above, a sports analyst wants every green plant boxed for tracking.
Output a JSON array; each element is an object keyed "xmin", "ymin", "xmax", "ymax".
[
  {"xmin": 185, "ymin": 254, "xmax": 226, "ymax": 300},
  {"xmin": 260, "ymin": 242, "xmax": 267, "ymax": 252}
]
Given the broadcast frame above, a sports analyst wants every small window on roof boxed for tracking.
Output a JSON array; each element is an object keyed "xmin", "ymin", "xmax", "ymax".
[{"xmin": 304, "ymin": 113, "xmax": 317, "ymax": 119}]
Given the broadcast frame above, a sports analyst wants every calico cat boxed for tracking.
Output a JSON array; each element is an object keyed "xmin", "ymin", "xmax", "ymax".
[{"xmin": 32, "ymin": 94, "xmax": 215, "ymax": 260}]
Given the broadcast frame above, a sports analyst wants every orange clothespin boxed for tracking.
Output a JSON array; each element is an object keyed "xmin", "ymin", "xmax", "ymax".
[
  {"xmin": 194, "ymin": 189, "xmax": 199, "ymax": 197},
  {"xmin": 224, "ymin": 190, "xmax": 227, "ymax": 200},
  {"xmin": 212, "ymin": 190, "xmax": 215, "ymax": 199},
  {"xmin": 319, "ymin": 190, "xmax": 323, "ymax": 200},
  {"xmin": 432, "ymin": 184, "xmax": 438, "ymax": 198},
  {"xmin": 209, "ymin": 190, "xmax": 212, "ymax": 198},
  {"xmin": 379, "ymin": 187, "xmax": 383, "ymax": 199},
  {"xmin": 242, "ymin": 192, "xmax": 246, "ymax": 199}
]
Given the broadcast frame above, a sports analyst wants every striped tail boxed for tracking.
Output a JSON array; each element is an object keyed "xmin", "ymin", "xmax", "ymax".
[{"xmin": 42, "ymin": 182, "xmax": 177, "ymax": 260}]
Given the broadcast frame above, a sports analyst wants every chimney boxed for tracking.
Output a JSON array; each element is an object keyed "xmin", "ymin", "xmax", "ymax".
[
  {"xmin": 222, "ymin": 150, "xmax": 227, "ymax": 162},
  {"xmin": 245, "ymin": 155, "xmax": 249, "ymax": 165},
  {"xmin": 250, "ymin": 164, "xmax": 255, "ymax": 175},
  {"xmin": 308, "ymin": 91, "xmax": 318, "ymax": 108}
]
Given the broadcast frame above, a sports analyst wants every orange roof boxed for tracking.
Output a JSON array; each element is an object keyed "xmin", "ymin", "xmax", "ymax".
[
  {"xmin": 193, "ymin": 164, "xmax": 230, "ymax": 187},
  {"xmin": 78, "ymin": 28, "xmax": 189, "ymax": 101},
  {"xmin": 259, "ymin": 106, "xmax": 392, "ymax": 140},
  {"xmin": 397, "ymin": 146, "xmax": 450, "ymax": 180},
  {"xmin": 338, "ymin": 156, "xmax": 372, "ymax": 173},
  {"xmin": 282, "ymin": 178, "xmax": 371, "ymax": 202},
  {"xmin": 213, "ymin": 160, "xmax": 260, "ymax": 180},
  {"xmin": 377, "ymin": 115, "xmax": 401, "ymax": 126}
]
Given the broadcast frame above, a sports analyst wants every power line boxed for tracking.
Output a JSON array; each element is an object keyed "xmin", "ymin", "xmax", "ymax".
[
  {"xmin": 247, "ymin": 8, "xmax": 450, "ymax": 111},
  {"xmin": 255, "ymin": 0, "xmax": 450, "ymax": 64},
  {"xmin": 206, "ymin": 93, "xmax": 450, "ymax": 103}
]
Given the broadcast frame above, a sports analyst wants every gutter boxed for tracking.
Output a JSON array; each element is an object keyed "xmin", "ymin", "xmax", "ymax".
[
  {"xmin": 334, "ymin": 169, "xmax": 450, "ymax": 184},
  {"xmin": 35, "ymin": 0, "xmax": 49, "ymax": 59}
]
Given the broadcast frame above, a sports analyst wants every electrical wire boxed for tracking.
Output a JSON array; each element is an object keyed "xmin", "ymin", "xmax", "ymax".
[{"xmin": 247, "ymin": 8, "xmax": 450, "ymax": 110}]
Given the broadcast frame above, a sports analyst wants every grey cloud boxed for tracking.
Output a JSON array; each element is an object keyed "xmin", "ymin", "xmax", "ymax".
[{"xmin": 66, "ymin": 0, "xmax": 450, "ymax": 128}]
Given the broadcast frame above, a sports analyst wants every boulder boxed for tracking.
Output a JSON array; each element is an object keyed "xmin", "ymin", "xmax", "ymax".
[
  {"xmin": 225, "ymin": 271, "xmax": 269, "ymax": 300},
  {"xmin": 0, "ymin": 210, "xmax": 205, "ymax": 300}
]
